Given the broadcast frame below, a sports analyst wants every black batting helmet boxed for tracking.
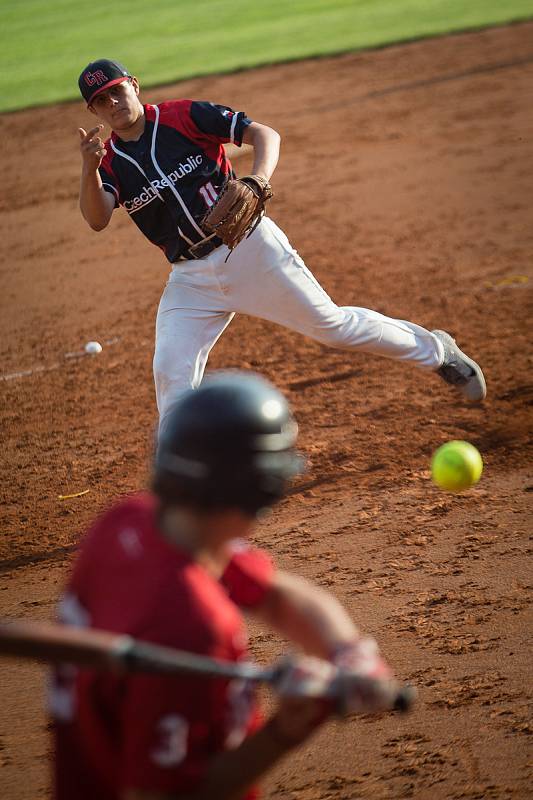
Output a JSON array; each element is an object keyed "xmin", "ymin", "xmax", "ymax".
[{"xmin": 153, "ymin": 372, "xmax": 304, "ymax": 515}]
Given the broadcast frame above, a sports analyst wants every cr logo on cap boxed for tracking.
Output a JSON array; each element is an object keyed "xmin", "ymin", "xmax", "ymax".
[{"xmin": 84, "ymin": 70, "xmax": 109, "ymax": 87}]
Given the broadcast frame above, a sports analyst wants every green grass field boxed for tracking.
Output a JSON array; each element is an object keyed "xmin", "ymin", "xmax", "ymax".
[{"xmin": 1, "ymin": 0, "xmax": 532, "ymax": 112}]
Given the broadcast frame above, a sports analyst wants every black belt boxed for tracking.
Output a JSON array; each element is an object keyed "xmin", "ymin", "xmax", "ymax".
[{"xmin": 183, "ymin": 234, "xmax": 223, "ymax": 261}]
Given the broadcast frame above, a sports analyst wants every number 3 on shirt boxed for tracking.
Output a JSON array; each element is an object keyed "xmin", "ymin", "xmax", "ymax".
[
  {"xmin": 151, "ymin": 714, "xmax": 189, "ymax": 767},
  {"xmin": 199, "ymin": 181, "xmax": 218, "ymax": 208}
]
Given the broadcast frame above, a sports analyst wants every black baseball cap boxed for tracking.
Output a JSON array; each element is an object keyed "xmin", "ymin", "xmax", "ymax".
[{"xmin": 78, "ymin": 59, "xmax": 131, "ymax": 106}]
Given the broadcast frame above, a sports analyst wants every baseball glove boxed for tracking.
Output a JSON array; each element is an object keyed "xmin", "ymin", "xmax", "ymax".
[{"xmin": 202, "ymin": 175, "xmax": 273, "ymax": 252}]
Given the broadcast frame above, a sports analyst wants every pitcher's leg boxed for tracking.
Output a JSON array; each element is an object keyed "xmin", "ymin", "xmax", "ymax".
[
  {"xmin": 153, "ymin": 280, "xmax": 234, "ymax": 436},
  {"xmin": 329, "ymin": 306, "xmax": 443, "ymax": 367},
  {"xmin": 218, "ymin": 218, "xmax": 485, "ymax": 399},
  {"xmin": 223, "ymin": 218, "xmax": 443, "ymax": 369}
]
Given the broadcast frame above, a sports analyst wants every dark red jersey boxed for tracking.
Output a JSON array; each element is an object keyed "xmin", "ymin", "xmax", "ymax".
[
  {"xmin": 50, "ymin": 493, "xmax": 273, "ymax": 800},
  {"xmin": 99, "ymin": 100, "xmax": 251, "ymax": 262}
]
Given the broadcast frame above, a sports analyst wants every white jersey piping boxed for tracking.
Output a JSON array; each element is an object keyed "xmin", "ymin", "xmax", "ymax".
[
  {"xmin": 229, "ymin": 113, "xmax": 238, "ymax": 144},
  {"xmin": 151, "ymin": 105, "xmax": 205, "ymax": 237},
  {"xmin": 101, "ymin": 181, "xmax": 119, "ymax": 200}
]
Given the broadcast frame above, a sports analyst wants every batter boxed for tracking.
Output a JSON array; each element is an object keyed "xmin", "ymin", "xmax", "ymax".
[
  {"xmin": 77, "ymin": 59, "xmax": 486, "ymax": 435},
  {"xmin": 51, "ymin": 372, "xmax": 398, "ymax": 800}
]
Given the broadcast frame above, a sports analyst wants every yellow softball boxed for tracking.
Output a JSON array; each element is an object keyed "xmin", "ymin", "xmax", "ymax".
[{"xmin": 431, "ymin": 440, "xmax": 483, "ymax": 492}]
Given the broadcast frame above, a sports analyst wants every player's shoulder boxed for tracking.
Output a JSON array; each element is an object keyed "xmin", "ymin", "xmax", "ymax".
[
  {"xmin": 221, "ymin": 539, "xmax": 275, "ymax": 609},
  {"xmin": 152, "ymin": 98, "xmax": 193, "ymax": 117},
  {"xmin": 100, "ymin": 145, "xmax": 115, "ymax": 173},
  {"xmin": 102, "ymin": 491, "xmax": 156, "ymax": 521},
  {"xmin": 99, "ymin": 132, "xmax": 121, "ymax": 177},
  {"xmin": 69, "ymin": 492, "xmax": 166, "ymax": 607},
  {"xmin": 81, "ymin": 492, "xmax": 156, "ymax": 549},
  {"xmin": 156, "ymin": 98, "xmax": 191, "ymax": 109},
  {"xmin": 149, "ymin": 99, "xmax": 200, "ymax": 133},
  {"xmin": 226, "ymin": 537, "xmax": 271, "ymax": 562}
]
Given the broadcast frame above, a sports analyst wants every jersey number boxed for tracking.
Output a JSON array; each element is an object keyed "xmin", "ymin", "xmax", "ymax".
[
  {"xmin": 151, "ymin": 714, "xmax": 189, "ymax": 767},
  {"xmin": 199, "ymin": 181, "xmax": 218, "ymax": 208}
]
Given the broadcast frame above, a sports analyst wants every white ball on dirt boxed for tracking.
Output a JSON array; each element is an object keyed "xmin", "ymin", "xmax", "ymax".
[{"xmin": 85, "ymin": 341, "xmax": 103, "ymax": 355}]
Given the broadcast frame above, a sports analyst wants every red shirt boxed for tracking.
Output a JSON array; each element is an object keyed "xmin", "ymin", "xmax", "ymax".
[{"xmin": 50, "ymin": 493, "xmax": 274, "ymax": 799}]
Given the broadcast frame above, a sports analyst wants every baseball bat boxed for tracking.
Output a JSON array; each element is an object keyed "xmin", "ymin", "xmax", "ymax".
[
  {"xmin": 0, "ymin": 618, "xmax": 415, "ymax": 712},
  {"xmin": 0, "ymin": 618, "xmax": 270, "ymax": 680}
]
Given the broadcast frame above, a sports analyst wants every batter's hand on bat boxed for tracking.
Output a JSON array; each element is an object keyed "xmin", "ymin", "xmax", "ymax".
[
  {"xmin": 79, "ymin": 125, "xmax": 107, "ymax": 170},
  {"xmin": 271, "ymin": 656, "xmax": 335, "ymax": 745},
  {"xmin": 331, "ymin": 636, "xmax": 401, "ymax": 715}
]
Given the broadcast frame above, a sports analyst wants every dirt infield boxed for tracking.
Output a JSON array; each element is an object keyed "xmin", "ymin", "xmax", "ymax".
[{"xmin": 1, "ymin": 21, "xmax": 532, "ymax": 800}]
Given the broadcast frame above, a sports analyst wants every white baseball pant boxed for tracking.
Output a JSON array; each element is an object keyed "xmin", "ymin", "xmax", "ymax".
[{"xmin": 154, "ymin": 217, "xmax": 444, "ymax": 434}]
